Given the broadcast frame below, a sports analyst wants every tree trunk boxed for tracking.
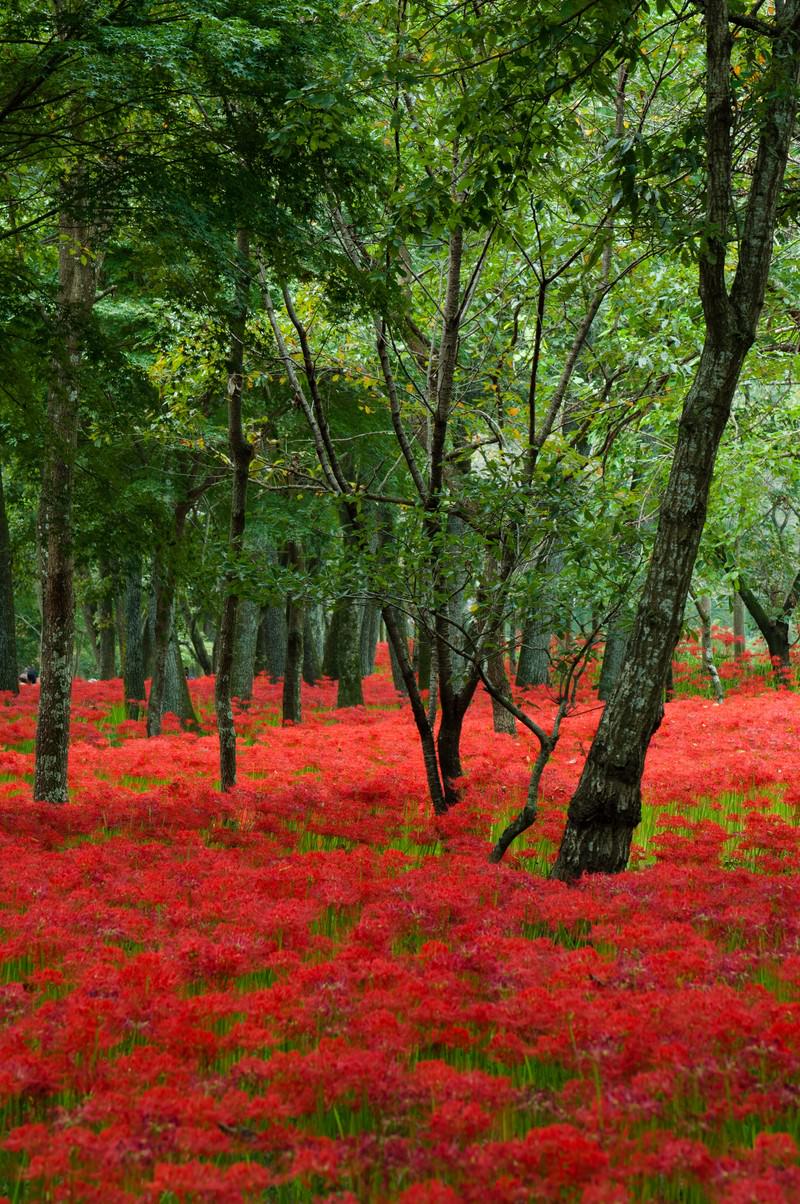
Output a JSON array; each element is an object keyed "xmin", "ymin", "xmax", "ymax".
[
  {"xmin": 415, "ymin": 624, "xmax": 432, "ymax": 692},
  {"xmin": 302, "ymin": 604, "xmax": 324, "ymax": 685},
  {"xmin": 184, "ymin": 605, "xmax": 212, "ymax": 675},
  {"xmin": 282, "ymin": 541, "xmax": 304, "ymax": 723},
  {"xmin": 81, "ymin": 600, "xmax": 101, "ymax": 676},
  {"xmin": 597, "ymin": 626, "xmax": 628, "ymax": 702},
  {"xmin": 146, "ymin": 561, "xmax": 178, "ymax": 738},
  {"xmin": 164, "ymin": 628, "xmax": 198, "ymax": 728},
  {"xmin": 0, "ymin": 460, "xmax": 18, "ymax": 693},
  {"xmin": 230, "ymin": 598, "xmax": 260, "ymax": 699},
  {"xmin": 123, "ymin": 561, "xmax": 146, "ymax": 719},
  {"xmin": 388, "ymin": 610, "xmax": 409, "ymax": 695},
  {"xmin": 732, "ymin": 592, "xmax": 746, "ymax": 658},
  {"xmin": 516, "ymin": 615, "xmax": 551, "ymax": 687},
  {"xmin": 322, "ymin": 603, "xmax": 341, "ymax": 679},
  {"xmin": 215, "ymin": 229, "xmax": 252, "ymax": 790},
  {"xmin": 98, "ymin": 560, "xmax": 115, "ymax": 679},
  {"xmin": 738, "ymin": 578, "xmax": 796, "ymax": 683},
  {"xmin": 360, "ymin": 599, "xmax": 380, "ymax": 676},
  {"xmin": 35, "ymin": 213, "xmax": 96, "ymax": 803},
  {"xmin": 487, "ymin": 648, "xmax": 516, "ymax": 735},
  {"xmin": 336, "ymin": 595, "xmax": 364, "ymax": 707},
  {"xmin": 551, "ymin": 0, "xmax": 800, "ymax": 881},
  {"xmin": 693, "ymin": 591, "xmax": 724, "ymax": 703}
]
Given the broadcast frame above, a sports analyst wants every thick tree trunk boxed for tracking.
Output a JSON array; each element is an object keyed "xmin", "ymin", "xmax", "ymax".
[
  {"xmin": 123, "ymin": 561, "xmax": 146, "ymax": 719},
  {"xmin": 738, "ymin": 578, "xmax": 796, "ymax": 683},
  {"xmin": 322, "ymin": 604, "xmax": 341, "ymax": 679},
  {"xmin": 259, "ymin": 603, "xmax": 287, "ymax": 681},
  {"xmin": 35, "ymin": 214, "xmax": 96, "ymax": 803},
  {"xmin": 415, "ymin": 624, "xmax": 432, "ymax": 692},
  {"xmin": 215, "ymin": 229, "xmax": 252, "ymax": 790},
  {"xmin": 0, "ymin": 461, "xmax": 18, "ymax": 693},
  {"xmin": 282, "ymin": 541, "xmax": 304, "ymax": 723}
]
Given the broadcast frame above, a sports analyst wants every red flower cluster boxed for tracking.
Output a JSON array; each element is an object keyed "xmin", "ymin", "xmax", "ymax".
[{"xmin": 1, "ymin": 647, "xmax": 800, "ymax": 1200}]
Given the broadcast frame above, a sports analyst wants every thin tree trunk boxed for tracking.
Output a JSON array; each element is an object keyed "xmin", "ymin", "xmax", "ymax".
[
  {"xmin": 360, "ymin": 599, "xmax": 380, "ymax": 676},
  {"xmin": 215, "ymin": 229, "xmax": 252, "ymax": 790},
  {"xmin": 732, "ymin": 592, "xmax": 746, "ymax": 659},
  {"xmin": 692, "ymin": 590, "xmax": 724, "ymax": 703},
  {"xmin": 0, "ymin": 460, "xmax": 18, "ymax": 693},
  {"xmin": 282, "ymin": 541, "xmax": 304, "ymax": 723},
  {"xmin": 388, "ymin": 608, "xmax": 409, "ymax": 695},
  {"xmin": 123, "ymin": 561, "xmax": 145, "ymax": 719},
  {"xmin": 184, "ymin": 604, "xmax": 212, "ymax": 675},
  {"xmin": 146, "ymin": 560, "xmax": 178, "ymax": 737},
  {"xmin": 383, "ymin": 603, "xmax": 446, "ymax": 813},
  {"xmin": 98, "ymin": 560, "xmax": 115, "ymax": 679},
  {"xmin": 35, "ymin": 212, "xmax": 96, "ymax": 803}
]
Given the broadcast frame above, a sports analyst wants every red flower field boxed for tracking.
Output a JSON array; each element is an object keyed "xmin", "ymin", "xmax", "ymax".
[{"xmin": 2, "ymin": 647, "xmax": 800, "ymax": 1201}]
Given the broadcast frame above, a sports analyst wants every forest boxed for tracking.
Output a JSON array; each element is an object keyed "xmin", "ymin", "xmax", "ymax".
[{"xmin": 2, "ymin": 0, "xmax": 800, "ymax": 1199}]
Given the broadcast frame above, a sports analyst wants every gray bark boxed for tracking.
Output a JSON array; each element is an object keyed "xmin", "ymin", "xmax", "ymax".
[
  {"xmin": 230, "ymin": 598, "xmax": 260, "ymax": 700},
  {"xmin": 0, "ymin": 461, "xmax": 18, "ymax": 693},
  {"xmin": 123, "ymin": 561, "xmax": 145, "ymax": 719}
]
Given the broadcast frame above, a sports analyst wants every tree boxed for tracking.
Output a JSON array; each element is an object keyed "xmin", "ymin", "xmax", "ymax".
[{"xmin": 551, "ymin": 0, "xmax": 800, "ymax": 880}]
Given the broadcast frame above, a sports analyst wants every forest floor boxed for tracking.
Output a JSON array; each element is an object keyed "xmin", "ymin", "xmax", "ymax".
[{"xmin": 2, "ymin": 647, "xmax": 800, "ymax": 1202}]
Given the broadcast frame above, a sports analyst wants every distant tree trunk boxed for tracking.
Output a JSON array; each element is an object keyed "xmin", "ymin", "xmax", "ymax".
[
  {"xmin": 738, "ymin": 574, "xmax": 798, "ymax": 683},
  {"xmin": 0, "ymin": 461, "xmax": 18, "ymax": 694},
  {"xmin": 35, "ymin": 212, "xmax": 96, "ymax": 803},
  {"xmin": 146, "ymin": 557, "xmax": 179, "ymax": 738},
  {"xmin": 142, "ymin": 581, "xmax": 156, "ymax": 680},
  {"xmin": 551, "ymin": 2, "xmax": 800, "ymax": 880},
  {"xmin": 302, "ymin": 604, "xmax": 324, "ymax": 685},
  {"xmin": 282, "ymin": 541, "xmax": 304, "ymax": 723},
  {"xmin": 322, "ymin": 604, "xmax": 341, "ymax": 679},
  {"xmin": 516, "ymin": 616, "xmax": 551, "ymax": 687},
  {"xmin": 81, "ymin": 600, "xmax": 101, "ymax": 676},
  {"xmin": 360, "ymin": 599, "xmax": 380, "ymax": 675},
  {"xmin": 257, "ymin": 603, "xmax": 286, "ymax": 681},
  {"xmin": 230, "ymin": 598, "xmax": 260, "ymax": 700},
  {"xmin": 388, "ymin": 609, "xmax": 409, "ymax": 695},
  {"xmin": 732, "ymin": 592, "xmax": 746, "ymax": 659},
  {"xmin": 415, "ymin": 624, "xmax": 432, "ymax": 692},
  {"xmin": 123, "ymin": 561, "xmax": 145, "ymax": 719},
  {"xmin": 215, "ymin": 229, "xmax": 252, "ymax": 790},
  {"xmin": 98, "ymin": 559, "xmax": 115, "ymax": 679},
  {"xmin": 487, "ymin": 648, "xmax": 516, "ymax": 735},
  {"xmin": 164, "ymin": 628, "xmax": 199, "ymax": 728},
  {"xmin": 184, "ymin": 604, "xmax": 212, "ymax": 675},
  {"xmin": 597, "ymin": 626, "xmax": 628, "ymax": 702},
  {"xmin": 336, "ymin": 596, "xmax": 364, "ymax": 707},
  {"xmin": 692, "ymin": 590, "xmax": 724, "ymax": 703}
]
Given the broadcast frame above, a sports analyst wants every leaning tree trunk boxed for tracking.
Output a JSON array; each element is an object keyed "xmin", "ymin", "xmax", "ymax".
[
  {"xmin": 282, "ymin": 541, "xmax": 304, "ymax": 723},
  {"xmin": 0, "ymin": 461, "xmax": 19, "ymax": 693},
  {"xmin": 35, "ymin": 213, "xmax": 96, "ymax": 803},
  {"xmin": 215, "ymin": 229, "xmax": 252, "ymax": 790},
  {"xmin": 123, "ymin": 561, "xmax": 146, "ymax": 719},
  {"xmin": 550, "ymin": 0, "xmax": 800, "ymax": 882},
  {"xmin": 164, "ymin": 629, "xmax": 199, "ymax": 728}
]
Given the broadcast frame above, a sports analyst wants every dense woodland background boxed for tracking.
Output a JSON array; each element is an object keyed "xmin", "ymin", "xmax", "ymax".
[{"xmin": 3, "ymin": 0, "xmax": 800, "ymax": 877}]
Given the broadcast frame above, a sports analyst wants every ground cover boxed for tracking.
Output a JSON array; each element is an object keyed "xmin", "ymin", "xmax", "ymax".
[{"xmin": 2, "ymin": 648, "xmax": 800, "ymax": 1201}]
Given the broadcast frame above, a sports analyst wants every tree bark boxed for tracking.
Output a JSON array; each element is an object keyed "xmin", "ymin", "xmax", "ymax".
[
  {"xmin": 551, "ymin": 0, "xmax": 800, "ymax": 879},
  {"xmin": 230, "ymin": 598, "xmax": 260, "ymax": 699},
  {"xmin": 98, "ymin": 559, "xmax": 115, "ymax": 679},
  {"xmin": 259, "ymin": 602, "xmax": 287, "ymax": 681},
  {"xmin": 215, "ymin": 229, "xmax": 252, "ymax": 790},
  {"xmin": 302, "ymin": 604, "xmax": 324, "ymax": 685},
  {"xmin": 360, "ymin": 599, "xmax": 380, "ymax": 676},
  {"xmin": 732, "ymin": 591, "xmax": 746, "ymax": 659},
  {"xmin": 0, "ymin": 460, "xmax": 18, "ymax": 693},
  {"xmin": 738, "ymin": 576, "xmax": 797, "ymax": 682},
  {"xmin": 35, "ymin": 213, "xmax": 96, "ymax": 803},
  {"xmin": 487, "ymin": 648, "xmax": 516, "ymax": 735},
  {"xmin": 597, "ymin": 626, "xmax": 628, "ymax": 702},
  {"xmin": 123, "ymin": 560, "xmax": 145, "ymax": 719},
  {"xmin": 516, "ymin": 615, "xmax": 551, "ymax": 687},
  {"xmin": 282, "ymin": 540, "xmax": 304, "ymax": 723}
]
